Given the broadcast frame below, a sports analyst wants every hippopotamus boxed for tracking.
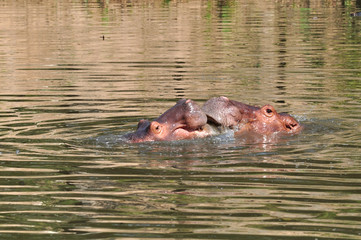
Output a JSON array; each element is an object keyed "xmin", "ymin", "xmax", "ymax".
[
  {"xmin": 123, "ymin": 99, "xmax": 220, "ymax": 143},
  {"xmin": 202, "ymin": 96, "xmax": 302, "ymax": 135}
]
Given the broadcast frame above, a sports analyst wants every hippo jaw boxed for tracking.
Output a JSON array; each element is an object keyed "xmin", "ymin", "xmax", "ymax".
[
  {"xmin": 170, "ymin": 123, "xmax": 213, "ymax": 140},
  {"xmin": 124, "ymin": 120, "xmax": 214, "ymax": 143}
]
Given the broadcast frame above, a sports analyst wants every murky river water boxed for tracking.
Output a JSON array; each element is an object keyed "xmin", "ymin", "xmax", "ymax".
[{"xmin": 0, "ymin": 0, "xmax": 361, "ymax": 239}]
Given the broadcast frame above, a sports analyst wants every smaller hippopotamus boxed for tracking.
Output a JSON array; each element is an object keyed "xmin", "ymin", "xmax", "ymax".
[
  {"xmin": 202, "ymin": 96, "xmax": 302, "ymax": 135},
  {"xmin": 123, "ymin": 99, "xmax": 219, "ymax": 143}
]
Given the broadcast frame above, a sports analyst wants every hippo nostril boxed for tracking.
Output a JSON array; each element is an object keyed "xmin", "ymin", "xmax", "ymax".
[{"xmin": 285, "ymin": 123, "xmax": 297, "ymax": 130}]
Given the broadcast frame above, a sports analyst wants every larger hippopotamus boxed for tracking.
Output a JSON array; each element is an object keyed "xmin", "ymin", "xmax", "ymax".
[
  {"xmin": 202, "ymin": 96, "xmax": 302, "ymax": 135},
  {"xmin": 123, "ymin": 99, "xmax": 219, "ymax": 143}
]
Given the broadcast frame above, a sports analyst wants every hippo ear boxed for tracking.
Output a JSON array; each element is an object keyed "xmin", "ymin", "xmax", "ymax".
[
  {"xmin": 261, "ymin": 105, "xmax": 276, "ymax": 118},
  {"xmin": 137, "ymin": 119, "xmax": 150, "ymax": 130},
  {"xmin": 150, "ymin": 121, "xmax": 163, "ymax": 135}
]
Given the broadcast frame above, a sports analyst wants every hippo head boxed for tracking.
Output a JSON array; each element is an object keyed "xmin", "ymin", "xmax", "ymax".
[
  {"xmin": 201, "ymin": 96, "xmax": 246, "ymax": 128},
  {"xmin": 202, "ymin": 96, "xmax": 302, "ymax": 135},
  {"xmin": 124, "ymin": 99, "xmax": 212, "ymax": 143},
  {"xmin": 251, "ymin": 105, "xmax": 303, "ymax": 134}
]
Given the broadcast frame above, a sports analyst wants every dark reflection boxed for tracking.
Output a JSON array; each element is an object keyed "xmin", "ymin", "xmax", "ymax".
[
  {"xmin": 350, "ymin": 11, "xmax": 361, "ymax": 16},
  {"xmin": 344, "ymin": 0, "xmax": 361, "ymax": 8},
  {"xmin": 172, "ymin": 61, "xmax": 185, "ymax": 82},
  {"xmin": 216, "ymin": 0, "xmax": 234, "ymax": 19}
]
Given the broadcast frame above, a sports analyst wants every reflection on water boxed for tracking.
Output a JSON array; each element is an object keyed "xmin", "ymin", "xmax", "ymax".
[{"xmin": 0, "ymin": 0, "xmax": 361, "ymax": 239}]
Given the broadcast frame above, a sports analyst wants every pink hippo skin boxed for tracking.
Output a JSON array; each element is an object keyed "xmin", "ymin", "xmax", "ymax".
[
  {"xmin": 202, "ymin": 96, "xmax": 302, "ymax": 135},
  {"xmin": 123, "ymin": 99, "xmax": 219, "ymax": 143}
]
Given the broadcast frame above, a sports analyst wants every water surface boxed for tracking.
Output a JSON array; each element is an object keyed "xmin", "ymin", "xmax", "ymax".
[{"xmin": 0, "ymin": 0, "xmax": 361, "ymax": 239}]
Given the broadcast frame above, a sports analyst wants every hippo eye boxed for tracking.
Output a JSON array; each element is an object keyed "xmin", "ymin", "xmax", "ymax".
[
  {"xmin": 262, "ymin": 105, "xmax": 276, "ymax": 117},
  {"xmin": 150, "ymin": 121, "xmax": 162, "ymax": 135},
  {"xmin": 264, "ymin": 108, "xmax": 274, "ymax": 117}
]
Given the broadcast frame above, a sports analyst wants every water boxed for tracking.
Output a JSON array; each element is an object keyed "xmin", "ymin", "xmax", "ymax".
[{"xmin": 0, "ymin": 0, "xmax": 361, "ymax": 239}]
